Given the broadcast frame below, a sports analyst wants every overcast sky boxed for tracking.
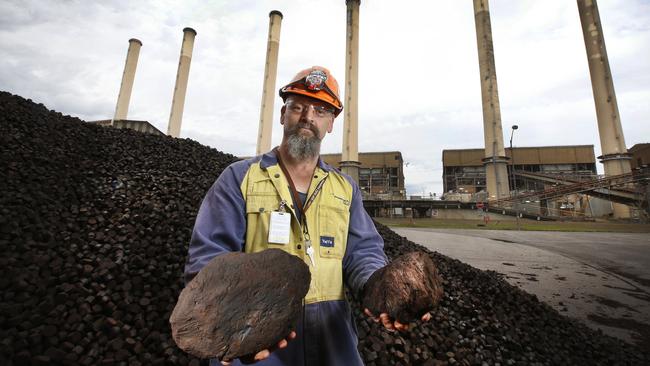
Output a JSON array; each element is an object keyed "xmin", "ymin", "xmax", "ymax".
[{"xmin": 1, "ymin": 0, "xmax": 649, "ymax": 195}]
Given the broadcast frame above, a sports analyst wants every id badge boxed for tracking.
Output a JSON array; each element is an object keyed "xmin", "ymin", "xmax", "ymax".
[{"xmin": 268, "ymin": 211, "xmax": 291, "ymax": 244}]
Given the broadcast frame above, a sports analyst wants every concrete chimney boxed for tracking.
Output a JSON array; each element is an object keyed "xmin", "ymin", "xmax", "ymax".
[
  {"xmin": 167, "ymin": 27, "xmax": 197, "ymax": 138},
  {"xmin": 341, "ymin": 0, "xmax": 361, "ymax": 183},
  {"xmin": 473, "ymin": 0, "xmax": 510, "ymax": 203},
  {"xmin": 577, "ymin": 0, "xmax": 632, "ymax": 218},
  {"xmin": 256, "ymin": 10, "xmax": 283, "ymax": 155},
  {"xmin": 113, "ymin": 38, "xmax": 142, "ymax": 123}
]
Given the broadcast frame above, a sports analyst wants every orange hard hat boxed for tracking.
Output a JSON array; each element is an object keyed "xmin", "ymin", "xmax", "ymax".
[{"xmin": 279, "ymin": 66, "xmax": 343, "ymax": 116}]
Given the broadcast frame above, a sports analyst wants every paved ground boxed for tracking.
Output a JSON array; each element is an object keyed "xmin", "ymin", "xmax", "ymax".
[{"xmin": 390, "ymin": 227, "xmax": 650, "ymax": 348}]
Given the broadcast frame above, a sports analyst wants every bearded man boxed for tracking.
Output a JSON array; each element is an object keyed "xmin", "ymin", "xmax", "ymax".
[{"xmin": 185, "ymin": 66, "xmax": 410, "ymax": 366}]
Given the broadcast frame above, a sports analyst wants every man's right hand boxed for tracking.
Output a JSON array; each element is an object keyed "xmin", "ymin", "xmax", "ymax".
[{"xmin": 221, "ymin": 331, "xmax": 297, "ymax": 365}]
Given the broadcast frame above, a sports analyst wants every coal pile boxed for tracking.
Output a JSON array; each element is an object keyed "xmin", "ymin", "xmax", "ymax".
[
  {"xmin": 352, "ymin": 225, "xmax": 650, "ymax": 365},
  {"xmin": 1, "ymin": 90, "xmax": 649, "ymax": 366},
  {"xmin": 1, "ymin": 91, "xmax": 237, "ymax": 365}
]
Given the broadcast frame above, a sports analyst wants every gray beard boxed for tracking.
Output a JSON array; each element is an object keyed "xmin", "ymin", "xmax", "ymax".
[{"xmin": 286, "ymin": 133, "xmax": 321, "ymax": 161}]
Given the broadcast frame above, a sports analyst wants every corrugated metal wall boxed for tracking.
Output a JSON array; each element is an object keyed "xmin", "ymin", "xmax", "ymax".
[{"xmin": 443, "ymin": 146, "xmax": 596, "ymax": 166}]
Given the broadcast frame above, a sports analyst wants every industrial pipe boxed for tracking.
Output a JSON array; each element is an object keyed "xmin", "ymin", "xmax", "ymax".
[
  {"xmin": 113, "ymin": 38, "xmax": 142, "ymax": 123},
  {"xmin": 577, "ymin": 0, "xmax": 631, "ymax": 218},
  {"xmin": 473, "ymin": 0, "xmax": 510, "ymax": 203},
  {"xmin": 168, "ymin": 27, "xmax": 197, "ymax": 138},
  {"xmin": 341, "ymin": 0, "xmax": 361, "ymax": 183},
  {"xmin": 256, "ymin": 11, "xmax": 283, "ymax": 155}
]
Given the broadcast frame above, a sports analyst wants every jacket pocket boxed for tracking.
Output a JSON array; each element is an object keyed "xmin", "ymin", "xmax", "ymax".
[
  {"xmin": 245, "ymin": 193, "xmax": 283, "ymax": 252},
  {"xmin": 246, "ymin": 193, "xmax": 280, "ymax": 214},
  {"xmin": 318, "ymin": 201, "xmax": 349, "ymax": 259}
]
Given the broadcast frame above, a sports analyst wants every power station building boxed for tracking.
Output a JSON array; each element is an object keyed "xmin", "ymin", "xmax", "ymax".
[
  {"xmin": 321, "ymin": 151, "xmax": 405, "ymax": 199},
  {"xmin": 630, "ymin": 143, "xmax": 650, "ymax": 170},
  {"xmin": 442, "ymin": 145, "xmax": 597, "ymax": 195}
]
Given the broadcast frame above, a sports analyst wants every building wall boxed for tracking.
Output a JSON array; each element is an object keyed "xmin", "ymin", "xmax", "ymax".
[
  {"xmin": 442, "ymin": 145, "xmax": 597, "ymax": 194},
  {"xmin": 321, "ymin": 151, "xmax": 405, "ymax": 198},
  {"xmin": 88, "ymin": 119, "xmax": 165, "ymax": 136},
  {"xmin": 629, "ymin": 143, "xmax": 650, "ymax": 169},
  {"xmin": 443, "ymin": 145, "xmax": 596, "ymax": 167}
]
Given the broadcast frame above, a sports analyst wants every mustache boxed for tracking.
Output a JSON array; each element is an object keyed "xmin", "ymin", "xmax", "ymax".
[{"xmin": 287, "ymin": 121, "xmax": 319, "ymax": 137}]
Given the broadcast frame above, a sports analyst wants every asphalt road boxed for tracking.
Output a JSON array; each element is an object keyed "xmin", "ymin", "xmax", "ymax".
[{"xmin": 390, "ymin": 227, "xmax": 650, "ymax": 348}]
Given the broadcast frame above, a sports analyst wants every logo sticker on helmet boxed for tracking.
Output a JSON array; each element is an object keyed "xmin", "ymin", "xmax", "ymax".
[{"xmin": 305, "ymin": 70, "xmax": 327, "ymax": 91}]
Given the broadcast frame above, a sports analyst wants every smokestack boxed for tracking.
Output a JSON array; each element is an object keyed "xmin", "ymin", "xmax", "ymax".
[
  {"xmin": 577, "ymin": 0, "xmax": 632, "ymax": 218},
  {"xmin": 113, "ymin": 38, "xmax": 142, "ymax": 123},
  {"xmin": 341, "ymin": 0, "xmax": 361, "ymax": 183},
  {"xmin": 473, "ymin": 0, "xmax": 510, "ymax": 203},
  {"xmin": 167, "ymin": 27, "xmax": 197, "ymax": 138},
  {"xmin": 256, "ymin": 10, "xmax": 283, "ymax": 155}
]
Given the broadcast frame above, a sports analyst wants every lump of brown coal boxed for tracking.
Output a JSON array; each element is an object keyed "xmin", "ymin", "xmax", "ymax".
[
  {"xmin": 362, "ymin": 251, "xmax": 443, "ymax": 323},
  {"xmin": 170, "ymin": 249, "xmax": 310, "ymax": 361}
]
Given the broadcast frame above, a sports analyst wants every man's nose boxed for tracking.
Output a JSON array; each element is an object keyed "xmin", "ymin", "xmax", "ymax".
[{"xmin": 300, "ymin": 105, "xmax": 316, "ymax": 122}]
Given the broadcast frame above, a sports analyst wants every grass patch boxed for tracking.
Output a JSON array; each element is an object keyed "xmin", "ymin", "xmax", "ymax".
[{"xmin": 375, "ymin": 217, "xmax": 650, "ymax": 233}]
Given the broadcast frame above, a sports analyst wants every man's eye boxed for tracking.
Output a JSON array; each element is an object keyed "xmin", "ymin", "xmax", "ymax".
[{"xmin": 290, "ymin": 105, "xmax": 303, "ymax": 112}]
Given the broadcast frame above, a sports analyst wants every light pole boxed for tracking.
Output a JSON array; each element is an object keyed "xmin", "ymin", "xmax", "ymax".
[
  {"xmin": 509, "ymin": 125, "xmax": 519, "ymax": 192},
  {"xmin": 510, "ymin": 124, "xmax": 520, "ymax": 230}
]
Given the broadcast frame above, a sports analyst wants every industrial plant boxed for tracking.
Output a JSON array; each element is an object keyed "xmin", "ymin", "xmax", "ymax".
[
  {"xmin": 89, "ymin": 0, "xmax": 648, "ymax": 222},
  {"xmin": 2, "ymin": 1, "xmax": 650, "ymax": 365},
  {"xmin": 94, "ymin": 0, "xmax": 650, "ymax": 219}
]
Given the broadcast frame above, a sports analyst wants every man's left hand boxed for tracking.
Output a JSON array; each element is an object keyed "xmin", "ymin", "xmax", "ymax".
[{"xmin": 364, "ymin": 308, "xmax": 431, "ymax": 332}]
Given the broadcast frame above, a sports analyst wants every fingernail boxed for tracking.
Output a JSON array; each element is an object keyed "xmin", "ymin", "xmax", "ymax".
[{"xmin": 255, "ymin": 350, "xmax": 270, "ymax": 360}]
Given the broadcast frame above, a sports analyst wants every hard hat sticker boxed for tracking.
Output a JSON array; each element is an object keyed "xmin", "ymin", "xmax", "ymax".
[{"xmin": 305, "ymin": 70, "xmax": 327, "ymax": 91}]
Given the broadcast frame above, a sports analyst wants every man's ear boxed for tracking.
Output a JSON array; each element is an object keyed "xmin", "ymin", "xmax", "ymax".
[
  {"xmin": 327, "ymin": 117, "xmax": 334, "ymax": 133},
  {"xmin": 280, "ymin": 105, "xmax": 286, "ymax": 125}
]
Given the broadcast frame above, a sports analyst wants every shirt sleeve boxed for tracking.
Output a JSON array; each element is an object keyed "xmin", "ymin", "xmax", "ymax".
[
  {"xmin": 342, "ymin": 180, "xmax": 388, "ymax": 297},
  {"xmin": 183, "ymin": 162, "xmax": 249, "ymax": 284}
]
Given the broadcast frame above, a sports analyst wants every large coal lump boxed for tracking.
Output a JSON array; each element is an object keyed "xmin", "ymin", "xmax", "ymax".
[
  {"xmin": 170, "ymin": 249, "xmax": 310, "ymax": 361},
  {"xmin": 362, "ymin": 251, "xmax": 443, "ymax": 323}
]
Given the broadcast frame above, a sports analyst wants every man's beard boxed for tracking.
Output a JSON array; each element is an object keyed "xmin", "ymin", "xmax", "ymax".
[{"xmin": 286, "ymin": 122, "xmax": 321, "ymax": 161}]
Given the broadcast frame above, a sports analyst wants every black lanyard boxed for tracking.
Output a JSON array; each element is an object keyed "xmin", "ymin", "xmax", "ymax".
[
  {"xmin": 276, "ymin": 152, "xmax": 327, "ymax": 224},
  {"xmin": 275, "ymin": 151, "xmax": 329, "ymax": 267}
]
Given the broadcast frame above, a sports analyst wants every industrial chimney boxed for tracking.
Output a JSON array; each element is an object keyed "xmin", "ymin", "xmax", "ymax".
[
  {"xmin": 167, "ymin": 27, "xmax": 197, "ymax": 138},
  {"xmin": 341, "ymin": 0, "xmax": 361, "ymax": 183},
  {"xmin": 113, "ymin": 38, "xmax": 142, "ymax": 124},
  {"xmin": 473, "ymin": 0, "xmax": 510, "ymax": 203},
  {"xmin": 256, "ymin": 11, "xmax": 283, "ymax": 155},
  {"xmin": 577, "ymin": 0, "xmax": 632, "ymax": 218}
]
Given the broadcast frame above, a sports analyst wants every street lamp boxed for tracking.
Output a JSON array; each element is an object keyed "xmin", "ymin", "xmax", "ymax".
[
  {"xmin": 510, "ymin": 125, "xmax": 518, "ymax": 193},
  {"xmin": 510, "ymin": 124, "xmax": 520, "ymax": 230}
]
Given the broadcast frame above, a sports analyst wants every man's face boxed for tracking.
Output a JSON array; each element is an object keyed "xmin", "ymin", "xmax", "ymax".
[
  {"xmin": 280, "ymin": 95, "xmax": 335, "ymax": 140},
  {"xmin": 280, "ymin": 95, "xmax": 335, "ymax": 160}
]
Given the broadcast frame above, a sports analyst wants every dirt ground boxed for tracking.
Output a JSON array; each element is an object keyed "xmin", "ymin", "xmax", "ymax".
[{"xmin": 389, "ymin": 225, "xmax": 650, "ymax": 349}]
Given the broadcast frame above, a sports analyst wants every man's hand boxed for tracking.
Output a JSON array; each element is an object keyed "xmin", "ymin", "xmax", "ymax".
[
  {"xmin": 221, "ymin": 331, "xmax": 296, "ymax": 365},
  {"xmin": 364, "ymin": 308, "xmax": 431, "ymax": 332}
]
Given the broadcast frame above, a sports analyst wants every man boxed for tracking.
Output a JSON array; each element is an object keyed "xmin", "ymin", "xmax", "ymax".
[{"xmin": 185, "ymin": 66, "xmax": 420, "ymax": 365}]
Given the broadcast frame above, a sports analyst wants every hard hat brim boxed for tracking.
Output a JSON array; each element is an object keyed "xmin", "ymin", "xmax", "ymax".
[{"xmin": 279, "ymin": 86, "xmax": 343, "ymax": 117}]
